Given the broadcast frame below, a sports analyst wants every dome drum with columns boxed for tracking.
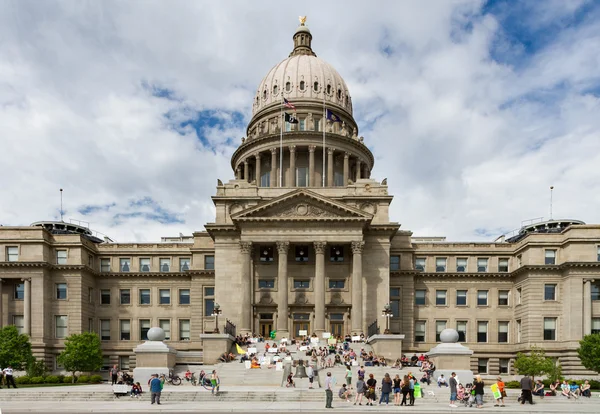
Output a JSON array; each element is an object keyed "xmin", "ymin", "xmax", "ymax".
[{"xmin": 231, "ymin": 22, "xmax": 373, "ymax": 188}]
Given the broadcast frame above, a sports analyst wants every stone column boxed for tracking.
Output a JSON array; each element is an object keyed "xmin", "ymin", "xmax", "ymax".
[
  {"xmin": 308, "ymin": 145, "xmax": 316, "ymax": 187},
  {"xmin": 343, "ymin": 152, "xmax": 349, "ymax": 186},
  {"xmin": 583, "ymin": 279, "xmax": 593, "ymax": 335},
  {"xmin": 314, "ymin": 242, "xmax": 327, "ymax": 335},
  {"xmin": 0, "ymin": 278, "xmax": 3, "ymax": 328},
  {"xmin": 289, "ymin": 145, "xmax": 296, "ymax": 187},
  {"xmin": 363, "ymin": 164, "xmax": 369, "ymax": 179},
  {"xmin": 270, "ymin": 148, "xmax": 277, "ymax": 187},
  {"xmin": 276, "ymin": 241, "xmax": 290, "ymax": 338},
  {"xmin": 236, "ymin": 166, "xmax": 241, "ymax": 180},
  {"xmin": 244, "ymin": 159, "xmax": 250, "ymax": 183},
  {"xmin": 351, "ymin": 241, "xmax": 365, "ymax": 334},
  {"xmin": 356, "ymin": 159, "xmax": 362, "ymax": 181},
  {"xmin": 239, "ymin": 242, "xmax": 253, "ymax": 334},
  {"xmin": 23, "ymin": 278, "xmax": 31, "ymax": 335},
  {"xmin": 255, "ymin": 153, "xmax": 261, "ymax": 187},
  {"xmin": 327, "ymin": 148, "xmax": 334, "ymax": 187}
]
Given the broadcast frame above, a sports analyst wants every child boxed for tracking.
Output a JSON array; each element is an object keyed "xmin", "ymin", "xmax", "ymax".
[
  {"xmin": 130, "ymin": 382, "xmax": 142, "ymax": 398},
  {"xmin": 494, "ymin": 376, "xmax": 505, "ymax": 407},
  {"xmin": 286, "ymin": 372, "xmax": 295, "ymax": 388}
]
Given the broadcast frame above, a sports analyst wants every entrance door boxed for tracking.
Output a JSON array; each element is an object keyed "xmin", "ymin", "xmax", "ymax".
[
  {"xmin": 330, "ymin": 322, "xmax": 344, "ymax": 338},
  {"xmin": 260, "ymin": 322, "xmax": 273, "ymax": 338},
  {"xmin": 293, "ymin": 322, "xmax": 310, "ymax": 339}
]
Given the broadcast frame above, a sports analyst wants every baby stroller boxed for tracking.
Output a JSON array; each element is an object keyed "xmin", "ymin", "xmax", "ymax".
[{"xmin": 460, "ymin": 384, "xmax": 476, "ymax": 407}]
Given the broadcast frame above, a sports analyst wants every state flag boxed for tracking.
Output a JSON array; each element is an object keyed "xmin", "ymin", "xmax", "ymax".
[{"xmin": 326, "ymin": 108, "xmax": 341, "ymax": 123}]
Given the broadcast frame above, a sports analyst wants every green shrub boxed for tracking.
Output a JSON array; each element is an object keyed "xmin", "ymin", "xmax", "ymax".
[
  {"xmin": 15, "ymin": 376, "xmax": 31, "ymax": 384},
  {"xmin": 63, "ymin": 376, "xmax": 73, "ymax": 383},
  {"xmin": 505, "ymin": 381, "xmax": 521, "ymax": 389},
  {"xmin": 45, "ymin": 375, "xmax": 61, "ymax": 384},
  {"xmin": 26, "ymin": 359, "xmax": 48, "ymax": 378},
  {"xmin": 89, "ymin": 375, "xmax": 103, "ymax": 384},
  {"xmin": 30, "ymin": 376, "xmax": 45, "ymax": 384},
  {"xmin": 57, "ymin": 375, "xmax": 65, "ymax": 383},
  {"xmin": 589, "ymin": 379, "xmax": 600, "ymax": 390},
  {"xmin": 77, "ymin": 375, "xmax": 89, "ymax": 383}
]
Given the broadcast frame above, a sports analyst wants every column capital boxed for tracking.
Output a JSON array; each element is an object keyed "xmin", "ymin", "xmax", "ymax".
[
  {"xmin": 344, "ymin": 152, "xmax": 350, "ymax": 159},
  {"xmin": 255, "ymin": 152, "xmax": 261, "ymax": 160},
  {"xmin": 327, "ymin": 148, "xmax": 335, "ymax": 155},
  {"xmin": 270, "ymin": 147, "xmax": 277, "ymax": 155},
  {"xmin": 21, "ymin": 277, "xmax": 32, "ymax": 282},
  {"xmin": 288, "ymin": 145, "xmax": 296, "ymax": 153},
  {"xmin": 308, "ymin": 145, "xmax": 316, "ymax": 153},
  {"xmin": 244, "ymin": 158, "xmax": 250, "ymax": 164},
  {"xmin": 584, "ymin": 278, "xmax": 596, "ymax": 284},
  {"xmin": 313, "ymin": 241, "xmax": 327, "ymax": 254},
  {"xmin": 239, "ymin": 241, "xmax": 253, "ymax": 254},
  {"xmin": 351, "ymin": 241, "xmax": 365, "ymax": 254},
  {"xmin": 276, "ymin": 241, "xmax": 289, "ymax": 254}
]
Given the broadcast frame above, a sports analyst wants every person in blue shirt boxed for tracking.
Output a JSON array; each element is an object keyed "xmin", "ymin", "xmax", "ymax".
[{"xmin": 149, "ymin": 374, "xmax": 162, "ymax": 405}]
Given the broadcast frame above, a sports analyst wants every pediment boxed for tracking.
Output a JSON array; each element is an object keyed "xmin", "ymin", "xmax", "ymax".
[{"xmin": 231, "ymin": 190, "xmax": 372, "ymax": 222}]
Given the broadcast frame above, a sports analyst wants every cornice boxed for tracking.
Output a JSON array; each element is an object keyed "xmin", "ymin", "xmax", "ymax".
[{"xmin": 0, "ymin": 261, "xmax": 48, "ymax": 268}]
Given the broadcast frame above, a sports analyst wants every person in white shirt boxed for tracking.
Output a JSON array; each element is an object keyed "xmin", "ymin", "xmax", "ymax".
[
  {"xmin": 306, "ymin": 364, "xmax": 315, "ymax": 389},
  {"xmin": 4, "ymin": 366, "xmax": 17, "ymax": 388},
  {"xmin": 438, "ymin": 374, "xmax": 448, "ymax": 388}
]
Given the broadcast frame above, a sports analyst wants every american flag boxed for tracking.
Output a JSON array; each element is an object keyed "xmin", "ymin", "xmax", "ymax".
[{"xmin": 283, "ymin": 98, "xmax": 296, "ymax": 110}]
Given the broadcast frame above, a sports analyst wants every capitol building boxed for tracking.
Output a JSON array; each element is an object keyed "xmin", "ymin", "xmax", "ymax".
[{"xmin": 1, "ymin": 22, "xmax": 599, "ymax": 377}]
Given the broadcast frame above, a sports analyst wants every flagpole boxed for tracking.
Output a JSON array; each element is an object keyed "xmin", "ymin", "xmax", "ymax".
[
  {"xmin": 280, "ymin": 94, "xmax": 283, "ymax": 188},
  {"xmin": 322, "ymin": 88, "xmax": 326, "ymax": 187}
]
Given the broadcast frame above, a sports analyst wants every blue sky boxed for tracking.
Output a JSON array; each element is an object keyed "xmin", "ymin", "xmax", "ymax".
[{"xmin": 1, "ymin": 0, "xmax": 599, "ymax": 241}]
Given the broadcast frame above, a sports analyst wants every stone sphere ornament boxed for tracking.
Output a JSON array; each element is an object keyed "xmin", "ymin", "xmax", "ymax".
[
  {"xmin": 439, "ymin": 328, "xmax": 459, "ymax": 343},
  {"xmin": 147, "ymin": 327, "xmax": 166, "ymax": 342}
]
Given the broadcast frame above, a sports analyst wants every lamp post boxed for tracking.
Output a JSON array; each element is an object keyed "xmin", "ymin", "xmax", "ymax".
[
  {"xmin": 381, "ymin": 303, "xmax": 393, "ymax": 333},
  {"xmin": 212, "ymin": 303, "xmax": 222, "ymax": 333}
]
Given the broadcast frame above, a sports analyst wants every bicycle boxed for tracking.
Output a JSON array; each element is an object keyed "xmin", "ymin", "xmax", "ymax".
[{"xmin": 161, "ymin": 370, "xmax": 182, "ymax": 386}]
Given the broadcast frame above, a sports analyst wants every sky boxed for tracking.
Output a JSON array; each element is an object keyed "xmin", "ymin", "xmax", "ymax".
[{"xmin": 1, "ymin": 0, "xmax": 599, "ymax": 242}]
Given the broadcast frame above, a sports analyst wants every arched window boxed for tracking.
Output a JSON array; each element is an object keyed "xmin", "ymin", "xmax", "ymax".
[
  {"xmin": 299, "ymin": 81, "xmax": 305, "ymax": 91},
  {"xmin": 345, "ymin": 94, "xmax": 348, "ymax": 106},
  {"xmin": 301, "ymin": 35, "xmax": 305, "ymax": 44},
  {"xmin": 273, "ymin": 85, "xmax": 278, "ymax": 95},
  {"xmin": 286, "ymin": 82, "xmax": 291, "ymax": 92},
  {"xmin": 337, "ymin": 89, "xmax": 342, "ymax": 100},
  {"xmin": 313, "ymin": 81, "xmax": 319, "ymax": 92},
  {"xmin": 326, "ymin": 84, "xmax": 331, "ymax": 95},
  {"xmin": 263, "ymin": 90, "xmax": 267, "ymax": 100}
]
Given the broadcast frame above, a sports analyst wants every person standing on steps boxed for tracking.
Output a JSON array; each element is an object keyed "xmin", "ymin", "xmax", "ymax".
[
  {"xmin": 379, "ymin": 373, "xmax": 392, "ymax": 405},
  {"xmin": 324, "ymin": 371, "xmax": 334, "ymax": 409},
  {"xmin": 149, "ymin": 374, "xmax": 162, "ymax": 405},
  {"xmin": 408, "ymin": 374, "xmax": 415, "ymax": 406},
  {"xmin": 354, "ymin": 376, "xmax": 366, "ymax": 405},
  {"xmin": 345, "ymin": 365, "xmax": 352, "ymax": 386},
  {"xmin": 109, "ymin": 364, "xmax": 119, "ymax": 386},
  {"xmin": 307, "ymin": 364, "xmax": 315, "ymax": 389},
  {"xmin": 520, "ymin": 375, "xmax": 534, "ymax": 405},
  {"xmin": 449, "ymin": 372, "xmax": 458, "ymax": 408},
  {"xmin": 210, "ymin": 370, "xmax": 220, "ymax": 396},
  {"xmin": 3, "ymin": 366, "xmax": 17, "ymax": 388}
]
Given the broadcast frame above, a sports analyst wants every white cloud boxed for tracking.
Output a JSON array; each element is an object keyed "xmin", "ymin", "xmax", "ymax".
[{"xmin": 0, "ymin": 0, "xmax": 599, "ymax": 241}]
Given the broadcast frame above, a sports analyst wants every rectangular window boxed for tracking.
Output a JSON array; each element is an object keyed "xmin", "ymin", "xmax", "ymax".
[
  {"xmin": 457, "ymin": 321, "xmax": 467, "ymax": 342},
  {"xmin": 88, "ymin": 255, "xmax": 94, "ymax": 268},
  {"xmin": 390, "ymin": 288, "xmax": 401, "ymax": 317},
  {"xmin": 498, "ymin": 321, "xmax": 509, "ymax": 343},
  {"xmin": 390, "ymin": 255, "xmax": 400, "ymax": 271},
  {"xmin": 436, "ymin": 290, "xmax": 447, "ymax": 306},
  {"xmin": 516, "ymin": 319, "xmax": 522, "ymax": 342},
  {"xmin": 436, "ymin": 257, "xmax": 446, "ymax": 272},
  {"xmin": 204, "ymin": 287, "xmax": 215, "ymax": 316},
  {"xmin": 259, "ymin": 247, "xmax": 274, "ymax": 262},
  {"xmin": 544, "ymin": 284, "xmax": 557, "ymax": 301},
  {"xmin": 140, "ymin": 319, "xmax": 150, "ymax": 341},
  {"xmin": 545, "ymin": 249, "xmax": 556, "ymax": 265},
  {"xmin": 100, "ymin": 258, "xmax": 110, "ymax": 272},
  {"xmin": 415, "ymin": 257, "xmax": 425, "ymax": 271},
  {"xmin": 56, "ymin": 249, "xmax": 67, "ymax": 265},
  {"xmin": 88, "ymin": 318, "xmax": 93, "ymax": 333},
  {"xmin": 516, "ymin": 287, "xmax": 522, "ymax": 304},
  {"xmin": 120, "ymin": 320, "xmax": 131, "ymax": 340},
  {"xmin": 456, "ymin": 258, "xmax": 467, "ymax": 272},
  {"xmin": 330, "ymin": 246, "xmax": 344, "ymax": 262},
  {"xmin": 100, "ymin": 289, "xmax": 111, "ymax": 305},
  {"xmin": 159, "ymin": 289, "xmax": 171, "ymax": 305},
  {"xmin": 591, "ymin": 318, "xmax": 600, "ymax": 335},
  {"xmin": 139, "ymin": 258, "xmax": 150, "ymax": 272},
  {"xmin": 296, "ymin": 167, "xmax": 308, "ymax": 187},
  {"xmin": 330, "ymin": 313, "xmax": 344, "ymax": 320},
  {"xmin": 13, "ymin": 315, "xmax": 24, "ymax": 335},
  {"xmin": 120, "ymin": 289, "xmax": 130, "ymax": 305},
  {"xmin": 328, "ymin": 280, "xmax": 345, "ymax": 289},
  {"xmin": 260, "ymin": 171, "xmax": 270, "ymax": 187},
  {"xmin": 159, "ymin": 319, "xmax": 171, "ymax": 340},
  {"xmin": 456, "ymin": 290, "xmax": 467, "ymax": 306},
  {"xmin": 299, "ymin": 118, "xmax": 305, "ymax": 131},
  {"xmin": 179, "ymin": 289, "xmax": 190, "ymax": 305},
  {"xmin": 477, "ymin": 290, "xmax": 488, "ymax": 306},
  {"xmin": 56, "ymin": 283, "xmax": 67, "ymax": 300},
  {"xmin": 415, "ymin": 289, "xmax": 426, "ymax": 305},
  {"xmin": 435, "ymin": 320, "xmax": 447, "ymax": 342},
  {"xmin": 498, "ymin": 290, "xmax": 509, "ymax": 306},
  {"xmin": 258, "ymin": 279, "xmax": 275, "ymax": 289},
  {"xmin": 592, "ymin": 282, "xmax": 600, "ymax": 301},
  {"xmin": 179, "ymin": 258, "xmax": 191, "ymax": 271},
  {"xmin": 295, "ymin": 245, "xmax": 309, "ymax": 262},
  {"xmin": 294, "ymin": 280, "xmax": 310, "ymax": 289},
  {"xmin": 477, "ymin": 321, "xmax": 488, "ymax": 343},
  {"xmin": 415, "ymin": 321, "xmax": 426, "ymax": 342},
  {"xmin": 14, "ymin": 283, "xmax": 24, "ymax": 300},
  {"xmin": 6, "ymin": 246, "xmax": 19, "ymax": 262},
  {"xmin": 101, "ymin": 356, "xmax": 110, "ymax": 371},
  {"xmin": 179, "ymin": 319, "xmax": 191, "ymax": 340},
  {"xmin": 159, "ymin": 258, "xmax": 171, "ymax": 272},
  {"xmin": 498, "ymin": 258, "xmax": 509, "ymax": 272},
  {"xmin": 544, "ymin": 317, "xmax": 557, "ymax": 340},
  {"xmin": 139, "ymin": 289, "xmax": 151, "ymax": 305},
  {"xmin": 56, "ymin": 315, "xmax": 68, "ymax": 339},
  {"xmin": 120, "ymin": 356, "xmax": 130, "ymax": 371},
  {"xmin": 120, "ymin": 258, "xmax": 131, "ymax": 272},
  {"xmin": 314, "ymin": 118, "xmax": 320, "ymax": 132},
  {"xmin": 477, "ymin": 258, "xmax": 488, "ymax": 272},
  {"xmin": 100, "ymin": 319, "xmax": 110, "ymax": 340},
  {"xmin": 478, "ymin": 358, "xmax": 488, "ymax": 374},
  {"xmin": 499, "ymin": 358, "xmax": 509, "ymax": 374},
  {"xmin": 204, "ymin": 255, "xmax": 215, "ymax": 269}
]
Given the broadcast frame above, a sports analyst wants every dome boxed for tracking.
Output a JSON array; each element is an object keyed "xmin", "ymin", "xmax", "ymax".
[{"xmin": 251, "ymin": 23, "xmax": 353, "ymax": 119}]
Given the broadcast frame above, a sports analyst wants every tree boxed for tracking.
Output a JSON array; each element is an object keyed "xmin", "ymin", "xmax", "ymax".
[
  {"xmin": 514, "ymin": 346, "xmax": 555, "ymax": 380},
  {"xmin": 577, "ymin": 334, "xmax": 600, "ymax": 374},
  {"xmin": 57, "ymin": 332, "xmax": 103, "ymax": 382},
  {"xmin": 0, "ymin": 325, "xmax": 34, "ymax": 370}
]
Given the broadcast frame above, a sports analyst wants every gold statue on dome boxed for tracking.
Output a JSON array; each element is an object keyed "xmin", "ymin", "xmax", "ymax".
[{"xmin": 299, "ymin": 16, "xmax": 307, "ymax": 26}]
